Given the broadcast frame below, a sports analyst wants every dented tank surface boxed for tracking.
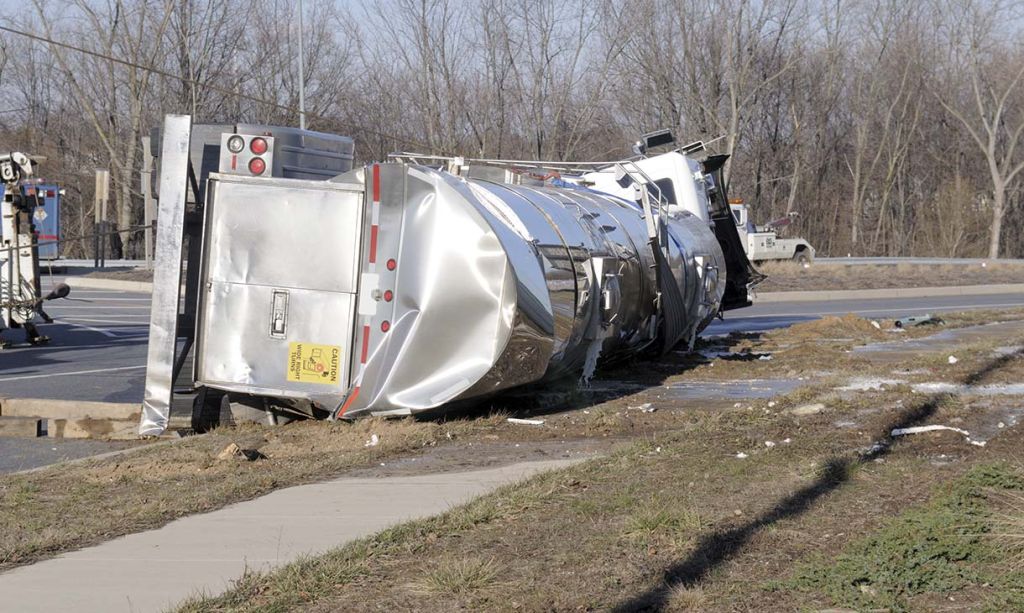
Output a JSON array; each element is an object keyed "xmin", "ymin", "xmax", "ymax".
[
  {"xmin": 142, "ymin": 130, "xmax": 730, "ymax": 434},
  {"xmin": 335, "ymin": 164, "xmax": 725, "ymax": 418}
]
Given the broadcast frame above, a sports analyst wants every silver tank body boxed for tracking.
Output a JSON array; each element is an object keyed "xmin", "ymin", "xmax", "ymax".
[{"xmin": 344, "ymin": 164, "xmax": 725, "ymax": 417}]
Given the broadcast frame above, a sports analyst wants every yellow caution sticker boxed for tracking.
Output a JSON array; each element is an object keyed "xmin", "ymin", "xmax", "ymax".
[{"xmin": 287, "ymin": 342, "xmax": 342, "ymax": 385}]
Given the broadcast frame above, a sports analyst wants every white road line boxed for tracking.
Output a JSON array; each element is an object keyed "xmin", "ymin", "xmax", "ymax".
[
  {"xmin": 0, "ymin": 364, "xmax": 145, "ymax": 382},
  {"xmin": 47, "ymin": 306, "xmax": 151, "ymax": 310},
  {"xmin": 63, "ymin": 317, "xmax": 148, "ymax": 324},
  {"xmin": 59, "ymin": 298, "xmax": 152, "ymax": 302},
  {"xmin": 59, "ymin": 321, "xmax": 118, "ymax": 338}
]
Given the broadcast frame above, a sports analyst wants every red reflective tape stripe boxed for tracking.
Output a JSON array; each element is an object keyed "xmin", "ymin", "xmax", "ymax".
[
  {"xmin": 361, "ymin": 324, "xmax": 371, "ymax": 363},
  {"xmin": 372, "ymin": 164, "xmax": 380, "ymax": 202},
  {"xmin": 231, "ymin": 154, "xmax": 237, "ymax": 170},
  {"xmin": 369, "ymin": 225, "xmax": 379, "ymax": 263},
  {"xmin": 39, "ymin": 234, "xmax": 58, "ymax": 240},
  {"xmin": 338, "ymin": 386, "xmax": 360, "ymax": 417}
]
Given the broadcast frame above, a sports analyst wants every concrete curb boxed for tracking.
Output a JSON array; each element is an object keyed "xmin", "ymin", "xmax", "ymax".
[
  {"xmin": 65, "ymin": 277, "xmax": 154, "ymax": 292},
  {"xmin": 11, "ymin": 432, "xmax": 201, "ymax": 476},
  {"xmin": 756, "ymin": 283, "xmax": 1024, "ymax": 303},
  {"xmin": 0, "ymin": 398, "xmax": 140, "ymax": 420}
]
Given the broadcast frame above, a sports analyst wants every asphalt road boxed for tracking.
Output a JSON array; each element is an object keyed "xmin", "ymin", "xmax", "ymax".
[
  {"xmin": 706, "ymin": 291, "xmax": 1024, "ymax": 335},
  {"xmin": 1, "ymin": 275, "xmax": 1022, "ymax": 404},
  {"xmin": 0, "ymin": 274, "xmax": 150, "ymax": 403},
  {"xmin": 0, "ymin": 438, "xmax": 137, "ymax": 474}
]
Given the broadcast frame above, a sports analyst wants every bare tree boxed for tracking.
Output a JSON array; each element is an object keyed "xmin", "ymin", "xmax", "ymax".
[{"xmin": 933, "ymin": 0, "xmax": 1024, "ymax": 258}]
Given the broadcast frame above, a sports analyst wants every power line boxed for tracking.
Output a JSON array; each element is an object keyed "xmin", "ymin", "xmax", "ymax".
[{"xmin": 0, "ymin": 24, "xmax": 439, "ymax": 154}]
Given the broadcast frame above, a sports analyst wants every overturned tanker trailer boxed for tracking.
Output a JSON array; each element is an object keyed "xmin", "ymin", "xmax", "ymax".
[{"xmin": 139, "ymin": 116, "xmax": 758, "ymax": 435}]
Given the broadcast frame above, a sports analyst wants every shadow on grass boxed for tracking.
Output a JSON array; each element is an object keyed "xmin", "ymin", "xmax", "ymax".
[
  {"xmin": 612, "ymin": 351, "xmax": 1017, "ymax": 612},
  {"xmin": 418, "ymin": 332, "xmax": 773, "ymax": 423}
]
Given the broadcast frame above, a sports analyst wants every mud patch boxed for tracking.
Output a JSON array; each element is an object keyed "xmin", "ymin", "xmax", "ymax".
[{"xmin": 659, "ymin": 379, "xmax": 802, "ymax": 401}]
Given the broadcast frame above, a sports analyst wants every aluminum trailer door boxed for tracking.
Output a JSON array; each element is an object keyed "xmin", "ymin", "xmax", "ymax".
[{"xmin": 194, "ymin": 174, "xmax": 365, "ymax": 407}]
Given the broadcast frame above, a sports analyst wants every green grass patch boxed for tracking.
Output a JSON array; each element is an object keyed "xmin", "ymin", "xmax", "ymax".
[{"xmin": 783, "ymin": 463, "xmax": 1024, "ymax": 611}]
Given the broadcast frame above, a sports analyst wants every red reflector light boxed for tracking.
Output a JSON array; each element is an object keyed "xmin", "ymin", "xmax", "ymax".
[
  {"xmin": 46, "ymin": 190, "xmax": 55, "ymax": 197},
  {"xmin": 380, "ymin": 320, "xmax": 391, "ymax": 332},
  {"xmin": 248, "ymin": 158, "xmax": 266, "ymax": 175},
  {"xmin": 383, "ymin": 290, "xmax": 393, "ymax": 302},
  {"xmin": 386, "ymin": 259, "xmax": 397, "ymax": 271},
  {"xmin": 250, "ymin": 137, "xmax": 268, "ymax": 155}
]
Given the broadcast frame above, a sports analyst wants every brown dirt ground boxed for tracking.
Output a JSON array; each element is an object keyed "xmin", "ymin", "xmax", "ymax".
[
  {"xmin": 171, "ymin": 313, "xmax": 1024, "ymax": 612},
  {"xmin": 3, "ymin": 307, "xmax": 1022, "ymax": 611},
  {"xmin": 5, "ymin": 310, "xmax": 1022, "ymax": 577}
]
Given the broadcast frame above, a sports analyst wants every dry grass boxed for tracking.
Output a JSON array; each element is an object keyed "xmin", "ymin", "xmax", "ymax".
[
  {"xmin": 758, "ymin": 260, "xmax": 1024, "ymax": 292},
  {"xmin": 7, "ymin": 309, "xmax": 1024, "ymax": 610},
  {"xmin": 988, "ymin": 489, "xmax": 1024, "ymax": 571},
  {"xmin": 414, "ymin": 557, "xmax": 503, "ymax": 595},
  {"xmin": 666, "ymin": 584, "xmax": 708, "ymax": 611},
  {"xmin": 174, "ymin": 317, "xmax": 1024, "ymax": 612}
]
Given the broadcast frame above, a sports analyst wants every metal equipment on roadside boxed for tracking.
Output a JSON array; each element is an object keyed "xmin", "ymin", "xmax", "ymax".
[
  {"xmin": 139, "ymin": 116, "xmax": 759, "ymax": 436},
  {"xmin": 0, "ymin": 152, "xmax": 68, "ymax": 348},
  {"xmin": 895, "ymin": 313, "xmax": 944, "ymax": 329},
  {"xmin": 22, "ymin": 181, "xmax": 62, "ymax": 260},
  {"xmin": 728, "ymin": 200, "xmax": 815, "ymax": 264}
]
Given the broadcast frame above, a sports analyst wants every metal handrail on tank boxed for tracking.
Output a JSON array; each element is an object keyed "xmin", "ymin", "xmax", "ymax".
[{"xmin": 388, "ymin": 152, "xmax": 641, "ymax": 176}]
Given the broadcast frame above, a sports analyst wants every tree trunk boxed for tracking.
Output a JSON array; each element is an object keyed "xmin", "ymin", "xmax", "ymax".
[{"xmin": 989, "ymin": 187, "xmax": 1004, "ymax": 259}]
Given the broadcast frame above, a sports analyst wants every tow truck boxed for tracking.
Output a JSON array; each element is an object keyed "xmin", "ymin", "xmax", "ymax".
[
  {"xmin": 728, "ymin": 199, "xmax": 815, "ymax": 264},
  {"xmin": 0, "ymin": 152, "xmax": 69, "ymax": 347}
]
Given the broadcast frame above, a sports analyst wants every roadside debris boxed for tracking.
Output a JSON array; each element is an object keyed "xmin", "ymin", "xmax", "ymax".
[
  {"xmin": 948, "ymin": 355, "xmax": 959, "ymax": 364},
  {"xmin": 628, "ymin": 403, "xmax": 656, "ymax": 413},
  {"xmin": 788, "ymin": 403, "xmax": 825, "ymax": 416},
  {"xmin": 507, "ymin": 418, "xmax": 545, "ymax": 426},
  {"xmin": 735, "ymin": 452, "xmax": 749, "ymax": 459},
  {"xmin": 364, "ymin": 434, "xmax": 380, "ymax": 447},
  {"xmin": 216, "ymin": 443, "xmax": 267, "ymax": 461},
  {"xmin": 838, "ymin": 377, "xmax": 904, "ymax": 391},
  {"xmin": 764, "ymin": 441, "xmax": 776, "ymax": 448},
  {"xmin": 217, "ymin": 443, "xmax": 242, "ymax": 460},
  {"xmin": 891, "ymin": 425, "xmax": 986, "ymax": 447},
  {"xmin": 895, "ymin": 313, "xmax": 944, "ymax": 329}
]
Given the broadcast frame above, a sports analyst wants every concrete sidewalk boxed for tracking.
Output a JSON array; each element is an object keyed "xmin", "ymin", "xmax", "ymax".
[{"xmin": 0, "ymin": 459, "xmax": 580, "ymax": 612}]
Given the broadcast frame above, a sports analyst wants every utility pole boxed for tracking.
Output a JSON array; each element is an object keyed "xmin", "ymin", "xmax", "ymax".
[
  {"xmin": 297, "ymin": 0, "xmax": 306, "ymax": 130},
  {"xmin": 93, "ymin": 169, "xmax": 109, "ymax": 269},
  {"xmin": 141, "ymin": 136, "xmax": 155, "ymax": 270}
]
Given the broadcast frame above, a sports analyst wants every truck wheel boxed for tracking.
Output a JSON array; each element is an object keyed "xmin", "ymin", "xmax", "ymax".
[{"xmin": 793, "ymin": 251, "xmax": 811, "ymax": 265}]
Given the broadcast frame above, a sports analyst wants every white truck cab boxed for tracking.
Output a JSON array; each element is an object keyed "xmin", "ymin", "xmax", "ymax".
[
  {"xmin": 582, "ymin": 151, "xmax": 713, "ymax": 223},
  {"xmin": 729, "ymin": 201, "xmax": 814, "ymax": 264}
]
